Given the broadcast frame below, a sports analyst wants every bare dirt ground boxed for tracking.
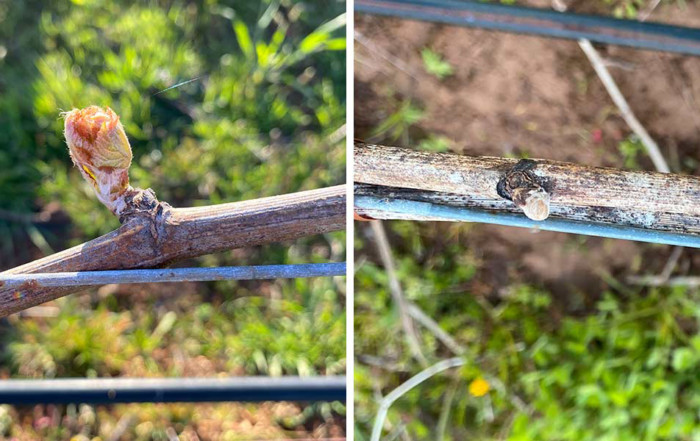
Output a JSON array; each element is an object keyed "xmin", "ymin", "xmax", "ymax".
[{"xmin": 355, "ymin": 1, "xmax": 700, "ymax": 303}]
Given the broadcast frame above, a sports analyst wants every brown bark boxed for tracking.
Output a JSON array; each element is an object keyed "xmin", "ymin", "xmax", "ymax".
[{"xmin": 0, "ymin": 186, "xmax": 346, "ymax": 317}]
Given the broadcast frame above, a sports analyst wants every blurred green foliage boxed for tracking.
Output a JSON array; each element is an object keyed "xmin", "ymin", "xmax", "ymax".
[
  {"xmin": 602, "ymin": 0, "xmax": 647, "ymax": 18},
  {"xmin": 601, "ymin": 0, "xmax": 691, "ymax": 20},
  {"xmin": 1, "ymin": 0, "xmax": 345, "ymax": 239},
  {"xmin": 7, "ymin": 278, "xmax": 345, "ymax": 379},
  {"xmin": 618, "ymin": 135, "xmax": 645, "ymax": 169},
  {"xmin": 420, "ymin": 48, "xmax": 453, "ymax": 80},
  {"xmin": 0, "ymin": 0, "xmax": 345, "ymax": 438},
  {"xmin": 369, "ymin": 99, "xmax": 423, "ymax": 145},
  {"xmin": 355, "ymin": 221, "xmax": 700, "ymax": 440}
]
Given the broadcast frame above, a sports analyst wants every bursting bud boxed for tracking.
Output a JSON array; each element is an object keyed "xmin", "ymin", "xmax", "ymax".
[{"xmin": 63, "ymin": 106, "xmax": 133, "ymax": 215}]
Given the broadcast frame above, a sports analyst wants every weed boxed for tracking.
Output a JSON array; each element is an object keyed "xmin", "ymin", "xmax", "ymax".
[
  {"xmin": 618, "ymin": 135, "xmax": 644, "ymax": 169},
  {"xmin": 371, "ymin": 99, "xmax": 424, "ymax": 144},
  {"xmin": 421, "ymin": 48, "xmax": 454, "ymax": 80}
]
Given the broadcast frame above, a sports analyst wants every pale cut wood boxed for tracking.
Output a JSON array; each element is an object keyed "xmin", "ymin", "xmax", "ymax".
[
  {"xmin": 354, "ymin": 141, "xmax": 700, "ymax": 233},
  {"xmin": 0, "ymin": 186, "xmax": 346, "ymax": 317}
]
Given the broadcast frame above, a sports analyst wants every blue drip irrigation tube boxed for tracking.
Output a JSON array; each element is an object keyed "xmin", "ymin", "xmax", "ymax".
[
  {"xmin": 355, "ymin": 196, "xmax": 700, "ymax": 248},
  {"xmin": 356, "ymin": 0, "xmax": 700, "ymax": 57}
]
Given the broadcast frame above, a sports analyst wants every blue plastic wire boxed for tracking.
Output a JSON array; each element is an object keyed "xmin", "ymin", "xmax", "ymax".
[
  {"xmin": 355, "ymin": 196, "xmax": 700, "ymax": 248},
  {"xmin": 0, "ymin": 376, "xmax": 346, "ymax": 404},
  {"xmin": 0, "ymin": 263, "xmax": 347, "ymax": 289}
]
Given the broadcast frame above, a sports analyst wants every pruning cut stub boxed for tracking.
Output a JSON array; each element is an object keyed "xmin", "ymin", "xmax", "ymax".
[
  {"xmin": 63, "ymin": 106, "xmax": 133, "ymax": 215},
  {"xmin": 496, "ymin": 159, "xmax": 551, "ymax": 221}
]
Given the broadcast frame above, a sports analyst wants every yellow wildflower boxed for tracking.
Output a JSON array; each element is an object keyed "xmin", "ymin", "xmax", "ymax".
[{"xmin": 468, "ymin": 377, "xmax": 490, "ymax": 397}]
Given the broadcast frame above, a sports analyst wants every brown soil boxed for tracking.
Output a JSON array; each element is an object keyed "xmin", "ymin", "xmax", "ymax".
[{"xmin": 355, "ymin": 2, "xmax": 700, "ymax": 301}]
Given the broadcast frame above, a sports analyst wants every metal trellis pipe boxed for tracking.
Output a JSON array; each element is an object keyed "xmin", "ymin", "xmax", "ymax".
[
  {"xmin": 0, "ymin": 263, "xmax": 347, "ymax": 290},
  {"xmin": 0, "ymin": 376, "xmax": 346, "ymax": 405},
  {"xmin": 355, "ymin": 0, "xmax": 700, "ymax": 56}
]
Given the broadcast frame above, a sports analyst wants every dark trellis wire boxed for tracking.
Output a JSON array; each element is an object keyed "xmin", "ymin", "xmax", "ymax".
[
  {"xmin": 0, "ymin": 264, "xmax": 347, "ymax": 405},
  {"xmin": 0, "ymin": 376, "xmax": 346, "ymax": 405},
  {"xmin": 356, "ymin": 0, "xmax": 700, "ymax": 56},
  {"xmin": 0, "ymin": 262, "xmax": 347, "ymax": 289}
]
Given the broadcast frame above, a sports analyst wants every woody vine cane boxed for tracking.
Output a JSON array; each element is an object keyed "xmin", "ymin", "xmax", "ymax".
[{"xmin": 0, "ymin": 107, "xmax": 346, "ymax": 316}]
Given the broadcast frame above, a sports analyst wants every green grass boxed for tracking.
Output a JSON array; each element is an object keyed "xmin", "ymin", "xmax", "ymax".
[{"xmin": 355, "ymin": 221, "xmax": 700, "ymax": 440}]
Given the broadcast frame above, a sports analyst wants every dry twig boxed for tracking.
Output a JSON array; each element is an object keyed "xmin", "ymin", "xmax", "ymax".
[
  {"xmin": 369, "ymin": 220, "xmax": 428, "ymax": 367},
  {"xmin": 578, "ymin": 39, "xmax": 670, "ymax": 173}
]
